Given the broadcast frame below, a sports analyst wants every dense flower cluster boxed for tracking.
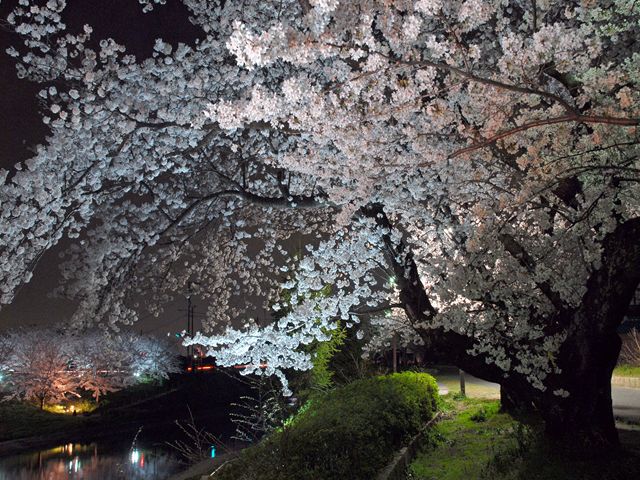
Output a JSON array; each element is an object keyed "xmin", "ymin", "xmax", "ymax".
[{"xmin": 0, "ymin": 1, "xmax": 638, "ymax": 393}]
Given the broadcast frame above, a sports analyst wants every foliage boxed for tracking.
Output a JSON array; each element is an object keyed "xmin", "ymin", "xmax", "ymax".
[
  {"xmin": 0, "ymin": 399, "xmax": 89, "ymax": 442},
  {"xmin": 43, "ymin": 398, "xmax": 97, "ymax": 415},
  {"xmin": 452, "ymin": 391, "xmax": 467, "ymax": 401},
  {"xmin": 308, "ymin": 325, "xmax": 346, "ymax": 391},
  {"xmin": 470, "ymin": 405, "xmax": 490, "ymax": 423},
  {"xmin": 215, "ymin": 372, "xmax": 439, "ymax": 480},
  {"xmin": 326, "ymin": 326, "xmax": 380, "ymax": 384},
  {"xmin": 613, "ymin": 364, "xmax": 640, "ymax": 378},
  {"xmin": 290, "ymin": 323, "xmax": 348, "ymax": 397}
]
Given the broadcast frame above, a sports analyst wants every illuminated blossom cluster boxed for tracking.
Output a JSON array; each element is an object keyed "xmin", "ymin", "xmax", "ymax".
[
  {"xmin": 0, "ymin": 328, "xmax": 178, "ymax": 405},
  {"xmin": 0, "ymin": 0, "xmax": 639, "ymax": 396}
]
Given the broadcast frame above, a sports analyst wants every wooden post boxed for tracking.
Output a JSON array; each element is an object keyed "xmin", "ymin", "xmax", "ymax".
[{"xmin": 459, "ymin": 369, "xmax": 466, "ymax": 397}]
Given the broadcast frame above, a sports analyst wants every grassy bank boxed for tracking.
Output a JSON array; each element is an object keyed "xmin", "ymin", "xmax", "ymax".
[
  {"xmin": 0, "ymin": 381, "xmax": 168, "ymax": 442},
  {"xmin": 613, "ymin": 365, "xmax": 640, "ymax": 377},
  {"xmin": 0, "ymin": 401, "xmax": 90, "ymax": 441},
  {"xmin": 0, "ymin": 371, "xmax": 250, "ymax": 448},
  {"xmin": 212, "ymin": 372, "xmax": 439, "ymax": 480},
  {"xmin": 409, "ymin": 396, "xmax": 640, "ymax": 480},
  {"xmin": 408, "ymin": 398, "xmax": 518, "ymax": 480}
]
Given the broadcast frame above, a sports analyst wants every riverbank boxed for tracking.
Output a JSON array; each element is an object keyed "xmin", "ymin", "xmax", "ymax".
[
  {"xmin": 0, "ymin": 370, "xmax": 250, "ymax": 457},
  {"xmin": 0, "ymin": 418, "xmax": 143, "ymax": 456},
  {"xmin": 206, "ymin": 372, "xmax": 439, "ymax": 480}
]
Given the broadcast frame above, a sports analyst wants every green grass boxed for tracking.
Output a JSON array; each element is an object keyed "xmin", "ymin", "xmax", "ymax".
[
  {"xmin": 0, "ymin": 400, "xmax": 89, "ymax": 441},
  {"xmin": 0, "ymin": 380, "xmax": 168, "ymax": 442},
  {"xmin": 215, "ymin": 372, "xmax": 439, "ymax": 480},
  {"xmin": 409, "ymin": 395, "xmax": 640, "ymax": 480},
  {"xmin": 408, "ymin": 398, "xmax": 518, "ymax": 480},
  {"xmin": 613, "ymin": 364, "xmax": 640, "ymax": 377},
  {"xmin": 484, "ymin": 429, "xmax": 640, "ymax": 480}
]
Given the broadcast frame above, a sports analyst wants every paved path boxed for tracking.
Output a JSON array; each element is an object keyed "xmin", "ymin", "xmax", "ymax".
[
  {"xmin": 431, "ymin": 366, "xmax": 640, "ymax": 424},
  {"xmin": 613, "ymin": 386, "xmax": 640, "ymax": 423}
]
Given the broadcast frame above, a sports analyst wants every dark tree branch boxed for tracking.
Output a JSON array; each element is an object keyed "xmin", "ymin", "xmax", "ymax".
[
  {"xmin": 498, "ymin": 233, "xmax": 566, "ymax": 312},
  {"xmin": 445, "ymin": 114, "xmax": 639, "ymax": 161}
]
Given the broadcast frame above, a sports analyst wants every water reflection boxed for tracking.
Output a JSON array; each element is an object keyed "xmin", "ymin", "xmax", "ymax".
[{"xmin": 0, "ymin": 441, "xmax": 182, "ymax": 480}]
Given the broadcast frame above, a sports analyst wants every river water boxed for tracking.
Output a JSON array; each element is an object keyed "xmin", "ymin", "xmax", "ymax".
[
  {"xmin": 0, "ymin": 371, "xmax": 248, "ymax": 479},
  {"xmin": 0, "ymin": 437, "xmax": 184, "ymax": 480}
]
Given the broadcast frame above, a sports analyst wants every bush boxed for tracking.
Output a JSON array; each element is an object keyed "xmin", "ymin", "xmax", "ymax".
[
  {"xmin": 214, "ymin": 372, "xmax": 439, "ymax": 480},
  {"xmin": 471, "ymin": 406, "xmax": 489, "ymax": 423}
]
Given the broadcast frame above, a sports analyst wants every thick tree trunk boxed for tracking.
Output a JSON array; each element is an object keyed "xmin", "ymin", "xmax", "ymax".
[
  {"xmin": 542, "ymin": 330, "xmax": 621, "ymax": 451},
  {"xmin": 541, "ymin": 218, "xmax": 640, "ymax": 450},
  {"xmin": 366, "ymin": 204, "xmax": 640, "ymax": 452},
  {"xmin": 500, "ymin": 382, "xmax": 539, "ymax": 416}
]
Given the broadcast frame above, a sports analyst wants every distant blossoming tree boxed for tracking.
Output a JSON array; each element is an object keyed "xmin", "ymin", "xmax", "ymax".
[
  {"xmin": 72, "ymin": 331, "xmax": 134, "ymax": 403},
  {"xmin": 129, "ymin": 333, "xmax": 181, "ymax": 381},
  {"xmin": 1, "ymin": 329, "xmax": 79, "ymax": 409},
  {"xmin": 0, "ymin": 0, "xmax": 639, "ymax": 447},
  {"xmin": 1, "ymin": 328, "xmax": 179, "ymax": 406}
]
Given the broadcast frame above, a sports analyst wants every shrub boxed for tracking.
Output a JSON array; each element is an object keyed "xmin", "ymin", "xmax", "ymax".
[
  {"xmin": 214, "ymin": 371, "xmax": 439, "ymax": 480},
  {"xmin": 471, "ymin": 407, "xmax": 489, "ymax": 423}
]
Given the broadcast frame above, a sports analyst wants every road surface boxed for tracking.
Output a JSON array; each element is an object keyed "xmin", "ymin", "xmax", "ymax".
[{"xmin": 613, "ymin": 387, "xmax": 640, "ymax": 423}]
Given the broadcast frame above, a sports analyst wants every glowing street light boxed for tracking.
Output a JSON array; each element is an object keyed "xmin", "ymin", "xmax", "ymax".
[{"xmin": 131, "ymin": 449, "xmax": 140, "ymax": 464}]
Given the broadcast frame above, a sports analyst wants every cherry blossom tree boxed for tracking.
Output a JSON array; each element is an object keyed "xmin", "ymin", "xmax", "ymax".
[
  {"xmin": 0, "ymin": 331, "xmax": 16, "ymax": 386},
  {"xmin": 130, "ymin": 333, "xmax": 180, "ymax": 380},
  {"xmin": 71, "ymin": 331, "xmax": 179, "ymax": 401},
  {"xmin": 1, "ymin": 328, "xmax": 80, "ymax": 409},
  {"xmin": 1, "ymin": 0, "xmax": 639, "ymax": 448},
  {"xmin": 72, "ymin": 331, "xmax": 136, "ymax": 403},
  {"xmin": 1, "ymin": 328, "xmax": 179, "ymax": 405}
]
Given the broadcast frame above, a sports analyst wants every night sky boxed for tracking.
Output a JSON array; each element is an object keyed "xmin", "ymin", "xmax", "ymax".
[{"xmin": 0, "ymin": 0, "xmax": 203, "ymax": 332}]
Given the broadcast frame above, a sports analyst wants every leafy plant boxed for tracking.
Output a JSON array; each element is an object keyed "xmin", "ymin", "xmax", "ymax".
[
  {"xmin": 308, "ymin": 325, "xmax": 346, "ymax": 391},
  {"xmin": 214, "ymin": 372, "xmax": 440, "ymax": 480},
  {"xmin": 471, "ymin": 406, "xmax": 489, "ymax": 423}
]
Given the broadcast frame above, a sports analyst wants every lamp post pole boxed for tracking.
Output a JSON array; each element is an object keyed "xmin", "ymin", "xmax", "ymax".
[{"xmin": 392, "ymin": 333, "xmax": 397, "ymax": 373}]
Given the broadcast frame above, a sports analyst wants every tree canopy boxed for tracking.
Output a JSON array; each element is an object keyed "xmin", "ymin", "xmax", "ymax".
[{"xmin": 1, "ymin": 0, "xmax": 639, "ymax": 442}]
